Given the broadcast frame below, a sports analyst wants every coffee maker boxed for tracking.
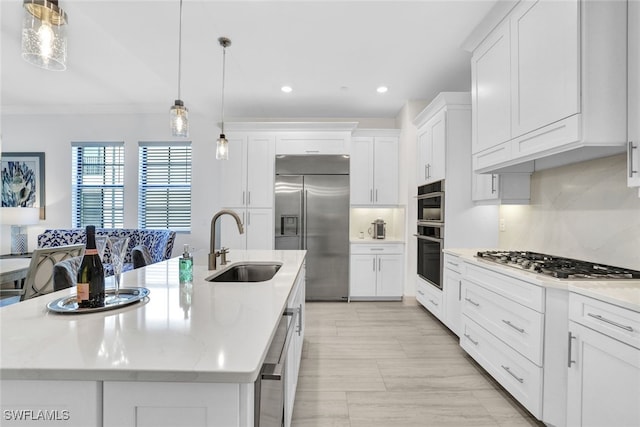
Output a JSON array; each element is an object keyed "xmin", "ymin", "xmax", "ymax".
[{"xmin": 368, "ymin": 218, "xmax": 386, "ymax": 239}]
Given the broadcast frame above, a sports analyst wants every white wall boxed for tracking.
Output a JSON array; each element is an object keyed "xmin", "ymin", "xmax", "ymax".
[{"xmin": 499, "ymin": 154, "xmax": 640, "ymax": 270}]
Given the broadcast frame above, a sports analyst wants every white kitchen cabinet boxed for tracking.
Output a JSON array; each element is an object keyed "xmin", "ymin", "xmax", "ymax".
[
  {"xmin": 629, "ymin": 0, "xmax": 640, "ymax": 189},
  {"xmin": 416, "ymin": 275, "xmax": 444, "ymax": 322},
  {"xmin": 285, "ymin": 264, "xmax": 305, "ymax": 427},
  {"xmin": 442, "ymin": 254, "xmax": 462, "ymax": 336},
  {"xmin": 275, "ymin": 132, "xmax": 351, "ymax": 155},
  {"xmin": 220, "ymin": 208, "xmax": 274, "ymax": 251},
  {"xmin": 472, "ymin": 172, "xmax": 531, "ymax": 204},
  {"xmin": 219, "ymin": 134, "xmax": 275, "ymax": 209},
  {"xmin": 567, "ymin": 294, "xmax": 640, "ymax": 427},
  {"xmin": 471, "ymin": 0, "xmax": 628, "ymax": 174},
  {"xmin": 416, "ymin": 109, "xmax": 446, "ymax": 185},
  {"xmin": 350, "ymin": 243, "xmax": 404, "ymax": 300},
  {"xmin": 0, "ymin": 380, "xmax": 101, "ymax": 427},
  {"xmin": 350, "ymin": 132, "xmax": 399, "ymax": 206}
]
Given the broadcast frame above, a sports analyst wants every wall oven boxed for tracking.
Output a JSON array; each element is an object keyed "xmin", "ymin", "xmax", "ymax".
[
  {"xmin": 415, "ymin": 223, "xmax": 444, "ymax": 289},
  {"xmin": 417, "ymin": 180, "xmax": 444, "ymax": 223}
]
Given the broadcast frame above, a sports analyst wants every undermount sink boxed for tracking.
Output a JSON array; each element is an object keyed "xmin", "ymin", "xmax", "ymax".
[{"xmin": 206, "ymin": 262, "xmax": 283, "ymax": 283}]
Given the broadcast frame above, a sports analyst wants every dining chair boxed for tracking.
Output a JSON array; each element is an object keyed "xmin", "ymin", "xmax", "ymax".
[{"xmin": 0, "ymin": 244, "xmax": 85, "ymax": 304}]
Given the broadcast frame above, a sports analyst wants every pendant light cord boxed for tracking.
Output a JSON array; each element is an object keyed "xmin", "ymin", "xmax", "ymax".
[
  {"xmin": 177, "ymin": 0, "xmax": 183, "ymax": 100},
  {"xmin": 220, "ymin": 44, "xmax": 227, "ymax": 134}
]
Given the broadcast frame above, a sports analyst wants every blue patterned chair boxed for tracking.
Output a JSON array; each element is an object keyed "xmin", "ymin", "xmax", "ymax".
[{"xmin": 38, "ymin": 229, "xmax": 176, "ymax": 276}]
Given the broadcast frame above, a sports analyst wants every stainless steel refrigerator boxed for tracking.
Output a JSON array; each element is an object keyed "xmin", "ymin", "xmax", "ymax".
[{"xmin": 275, "ymin": 155, "xmax": 349, "ymax": 301}]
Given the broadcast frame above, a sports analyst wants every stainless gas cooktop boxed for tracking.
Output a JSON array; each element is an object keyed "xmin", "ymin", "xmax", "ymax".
[{"xmin": 476, "ymin": 251, "xmax": 640, "ymax": 280}]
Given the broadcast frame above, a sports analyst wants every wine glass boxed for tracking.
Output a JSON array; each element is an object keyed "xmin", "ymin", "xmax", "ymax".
[
  {"xmin": 107, "ymin": 236, "xmax": 129, "ymax": 303},
  {"xmin": 95, "ymin": 235, "xmax": 108, "ymax": 262}
]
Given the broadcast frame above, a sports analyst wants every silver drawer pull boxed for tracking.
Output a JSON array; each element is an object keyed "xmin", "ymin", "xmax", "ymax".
[
  {"xmin": 447, "ymin": 262, "xmax": 459, "ymax": 267},
  {"xmin": 370, "ymin": 248, "xmax": 384, "ymax": 251},
  {"xmin": 417, "ymin": 290, "xmax": 425, "ymax": 296},
  {"xmin": 501, "ymin": 365, "xmax": 524, "ymax": 383},
  {"xmin": 502, "ymin": 319, "xmax": 525, "ymax": 334},
  {"xmin": 464, "ymin": 333, "xmax": 478, "ymax": 346},
  {"xmin": 429, "ymin": 299, "xmax": 439, "ymax": 307},
  {"xmin": 465, "ymin": 297, "xmax": 480, "ymax": 307},
  {"xmin": 587, "ymin": 313, "xmax": 634, "ymax": 332}
]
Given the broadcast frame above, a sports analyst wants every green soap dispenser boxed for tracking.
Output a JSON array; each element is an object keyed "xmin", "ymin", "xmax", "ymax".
[{"xmin": 179, "ymin": 244, "xmax": 193, "ymax": 284}]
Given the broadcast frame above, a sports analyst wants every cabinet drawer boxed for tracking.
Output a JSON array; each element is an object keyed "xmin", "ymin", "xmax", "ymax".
[
  {"xmin": 461, "ymin": 316, "xmax": 542, "ymax": 418},
  {"xmin": 351, "ymin": 243, "xmax": 403, "ymax": 255},
  {"xmin": 276, "ymin": 135, "xmax": 349, "ymax": 155},
  {"xmin": 416, "ymin": 276, "xmax": 443, "ymax": 321},
  {"xmin": 464, "ymin": 263, "xmax": 544, "ymax": 312},
  {"xmin": 473, "ymin": 142, "xmax": 511, "ymax": 172},
  {"xmin": 462, "ymin": 279, "xmax": 544, "ymax": 365},
  {"xmin": 444, "ymin": 254, "xmax": 463, "ymax": 274},
  {"xmin": 569, "ymin": 293, "xmax": 640, "ymax": 350}
]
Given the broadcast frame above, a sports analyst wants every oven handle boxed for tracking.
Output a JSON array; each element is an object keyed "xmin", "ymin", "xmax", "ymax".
[
  {"xmin": 417, "ymin": 221, "xmax": 444, "ymax": 228},
  {"xmin": 261, "ymin": 308, "xmax": 298, "ymax": 381},
  {"xmin": 416, "ymin": 191, "xmax": 444, "ymax": 200},
  {"xmin": 413, "ymin": 234, "xmax": 443, "ymax": 244}
]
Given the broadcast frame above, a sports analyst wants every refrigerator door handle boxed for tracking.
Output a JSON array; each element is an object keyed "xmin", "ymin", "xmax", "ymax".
[{"xmin": 303, "ymin": 189, "xmax": 308, "ymax": 250}]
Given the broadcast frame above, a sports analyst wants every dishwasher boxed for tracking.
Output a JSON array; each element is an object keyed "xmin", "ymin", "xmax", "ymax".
[{"xmin": 254, "ymin": 307, "xmax": 298, "ymax": 427}]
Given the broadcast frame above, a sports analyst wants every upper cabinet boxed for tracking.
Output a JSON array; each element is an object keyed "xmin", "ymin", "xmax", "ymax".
[
  {"xmin": 471, "ymin": 0, "xmax": 628, "ymax": 174},
  {"xmin": 629, "ymin": 0, "xmax": 640, "ymax": 190},
  {"xmin": 350, "ymin": 130, "xmax": 400, "ymax": 206},
  {"xmin": 219, "ymin": 134, "xmax": 275, "ymax": 209},
  {"xmin": 416, "ymin": 109, "xmax": 447, "ymax": 185}
]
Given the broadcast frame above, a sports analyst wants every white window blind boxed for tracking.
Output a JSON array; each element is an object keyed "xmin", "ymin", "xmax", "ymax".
[
  {"xmin": 71, "ymin": 142, "xmax": 125, "ymax": 228},
  {"xmin": 138, "ymin": 142, "xmax": 192, "ymax": 231}
]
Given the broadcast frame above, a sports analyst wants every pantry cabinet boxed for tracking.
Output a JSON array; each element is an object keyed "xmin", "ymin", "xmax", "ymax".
[
  {"xmin": 350, "ymin": 243, "xmax": 403, "ymax": 300},
  {"xmin": 629, "ymin": 0, "xmax": 640, "ymax": 189},
  {"xmin": 471, "ymin": 0, "xmax": 627, "ymax": 173},
  {"xmin": 350, "ymin": 132, "xmax": 399, "ymax": 206},
  {"xmin": 567, "ymin": 294, "xmax": 640, "ymax": 427}
]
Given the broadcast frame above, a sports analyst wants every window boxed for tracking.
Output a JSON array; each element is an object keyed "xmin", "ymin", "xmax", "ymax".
[
  {"xmin": 72, "ymin": 142, "xmax": 124, "ymax": 228},
  {"xmin": 138, "ymin": 142, "xmax": 192, "ymax": 231}
]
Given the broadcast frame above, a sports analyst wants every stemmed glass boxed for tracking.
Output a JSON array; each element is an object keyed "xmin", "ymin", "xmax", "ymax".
[
  {"xmin": 106, "ymin": 236, "xmax": 129, "ymax": 303},
  {"xmin": 95, "ymin": 236, "xmax": 108, "ymax": 262}
]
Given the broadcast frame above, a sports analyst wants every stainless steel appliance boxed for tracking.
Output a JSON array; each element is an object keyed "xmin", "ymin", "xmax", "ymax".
[
  {"xmin": 369, "ymin": 219, "xmax": 386, "ymax": 239},
  {"xmin": 476, "ymin": 251, "xmax": 640, "ymax": 279},
  {"xmin": 254, "ymin": 307, "xmax": 298, "ymax": 427},
  {"xmin": 416, "ymin": 181, "xmax": 445, "ymax": 289},
  {"xmin": 275, "ymin": 155, "xmax": 349, "ymax": 300}
]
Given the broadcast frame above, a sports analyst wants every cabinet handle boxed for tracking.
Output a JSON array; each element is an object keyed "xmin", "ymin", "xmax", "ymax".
[
  {"xmin": 502, "ymin": 319, "xmax": 525, "ymax": 334},
  {"xmin": 305, "ymin": 150, "xmax": 320, "ymax": 153},
  {"xmin": 370, "ymin": 189, "xmax": 374, "ymax": 202},
  {"xmin": 491, "ymin": 174, "xmax": 497, "ymax": 194},
  {"xmin": 629, "ymin": 141, "xmax": 638, "ymax": 178},
  {"xmin": 247, "ymin": 211, "xmax": 251, "ymax": 225},
  {"xmin": 242, "ymin": 191, "xmax": 246, "ymax": 205},
  {"xmin": 465, "ymin": 297, "xmax": 480, "ymax": 307},
  {"xmin": 424, "ymin": 165, "xmax": 428, "ymax": 180},
  {"xmin": 567, "ymin": 332, "xmax": 577, "ymax": 367},
  {"xmin": 417, "ymin": 290, "xmax": 425, "ymax": 296},
  {"xmin": 501, "ymin": 365, "xmax": 524, "ymax": 383},
  {"xmin": 429, "ymin": 299, "xmax": 438, "ymax": 307},
  {"xmin": 464, "ymin": 333, "xmax": 478, "ymax": 346},
  {"xmin": 458, "ymin": 280, "xmax": 462, "ymax": 301},
  {"xmin": 426, "ymin": 164, "xmax": 431, "ymax": 178},
  {"xmin": 448, "ymin": 262, "xmax": 459, "ymax": 267},
  {"xmin": 587, "ymin": 313, "xmax": 634, "ymax": 332},
  {"xmin": 378, "ymin": 258, "xmax": 381, "ymax": 271},
  {"xmin": 375, "ymin": 189, "xmax": 378, "ymax": 202},
  {"xmin": 247, "ymin": 191, "xmax": 251, "ymax": 206},
  {"xmin": 372, "ymin": 258, "xmax": 376, "ymax": 271},
  {"xmin": 370, "ymin": 248, "xmax": 384, "ymax": 251},
  {"xmin": 297, "ymin": 304, "xmax": 303, "ymax": 335}
]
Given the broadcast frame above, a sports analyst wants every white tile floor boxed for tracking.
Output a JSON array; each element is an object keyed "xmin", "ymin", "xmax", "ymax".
[{"xmin": 292, "ymin": 299, "xmax": 544, "ymax": 427}]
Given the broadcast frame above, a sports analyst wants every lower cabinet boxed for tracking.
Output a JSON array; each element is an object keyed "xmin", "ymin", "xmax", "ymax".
[
  {"xmin": 442, "ymin": 254, "xmax": 462, "ymax": 335},
  {"xmin": 567, "ymin": 294, "xmax": 640, "ymax": 427},
  {"xmin": 285, "ymin": 264, "xmax": 305, "ymax": 427},
  {"xmin": 416, "ymin": 276, "xmax": 443, "ymax": 321},
  {"xmin": 350, "ymin": 243, "xmax": 404, "ymax": 300}
]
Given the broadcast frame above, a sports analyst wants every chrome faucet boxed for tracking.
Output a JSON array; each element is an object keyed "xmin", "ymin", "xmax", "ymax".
[{"xmin": 209, "ymin": 209, "xmax": 244, "ymax": 270}]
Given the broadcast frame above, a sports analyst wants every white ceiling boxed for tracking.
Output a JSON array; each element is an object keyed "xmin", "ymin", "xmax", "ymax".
[{"xmin": 1, "ymin": 0, "xmax": 497, "ymax": 120}]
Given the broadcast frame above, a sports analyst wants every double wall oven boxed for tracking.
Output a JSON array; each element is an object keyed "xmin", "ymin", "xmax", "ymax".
[{"xmin": 416, "ymin": 180, "xmax": 444, "ymax": 289}]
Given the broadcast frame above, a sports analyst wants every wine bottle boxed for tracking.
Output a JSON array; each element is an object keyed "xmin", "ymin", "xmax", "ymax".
[{"xmin": 77, "ymin": 225, "xmax": 105, "ymax": 308}]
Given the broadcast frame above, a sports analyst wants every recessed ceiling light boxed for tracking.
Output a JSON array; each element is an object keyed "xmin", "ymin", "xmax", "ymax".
[
  {"xmin": 376, "ymin": 86, "xmax": 388, "ymax": 94},
  {"xmin": 281, "ymin": 86, "xmax": 293, "ymax": 93}
]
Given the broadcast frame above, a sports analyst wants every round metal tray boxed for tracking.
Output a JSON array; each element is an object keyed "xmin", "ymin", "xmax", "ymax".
[{"xmin": 47, "ymin": 287, "xmax": 150, "ymax": 314}]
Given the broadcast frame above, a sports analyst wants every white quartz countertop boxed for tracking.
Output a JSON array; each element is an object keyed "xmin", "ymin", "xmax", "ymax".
[
  {"xmin": 350, "ymin": 238, "xmax": 405, "ymax": 244},
  {"xmin": 0, "ymin": 250, "xmax": 306, "ymax": 383},
  {"xmin": 444, "ymin": 248, "xmax": 640, "ymax": 312}
]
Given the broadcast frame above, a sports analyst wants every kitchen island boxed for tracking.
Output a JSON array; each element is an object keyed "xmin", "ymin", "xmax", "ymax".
[{"xmin": 0, "ymin": 249, "xmax": 306, "ymax": 427}]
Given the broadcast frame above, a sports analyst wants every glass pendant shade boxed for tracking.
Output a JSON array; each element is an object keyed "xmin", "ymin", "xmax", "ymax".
[
  {"xmin": 170, "ymin": 100, "xmax": 189, "ymax": 137},
  {"xmin": 22, "ymin": 0, "xmax": 68, "ymax": 71},
  {"xmin": 216, "ymin": 134, "xmax": 229, "ymax": 160}
]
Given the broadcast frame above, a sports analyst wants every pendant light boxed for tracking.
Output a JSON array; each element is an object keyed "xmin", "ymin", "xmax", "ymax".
[
  {"xmin": 21, "ymin": 0, "xmax": 68, "ymax": 71},
  {"xmin": 170, "ymin": 0, "xmax": 188, "ymax": 137},
  {"xmin": 216, "ymin": 37, "xmax": 232, "ymax": 160}
]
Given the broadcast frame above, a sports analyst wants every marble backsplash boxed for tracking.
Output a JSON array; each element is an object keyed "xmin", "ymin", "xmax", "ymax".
[{"xmin": 499, "ymin": 154, "xmax": 640, "ymax": 270}]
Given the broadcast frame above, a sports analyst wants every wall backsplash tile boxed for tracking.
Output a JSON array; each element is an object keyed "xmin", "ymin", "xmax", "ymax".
[
  {"xmin": 499, "ymin": 154, "xmax": 640, "ymax": 270},
  {"xmin": 350, "ymin": 207, "xmax": 405, "ymax": 241}
]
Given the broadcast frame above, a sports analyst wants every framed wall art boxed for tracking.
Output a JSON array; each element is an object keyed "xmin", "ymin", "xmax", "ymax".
[{"xmin": 1, "ymin": 152, "xmax": 46, "ymax": 219}]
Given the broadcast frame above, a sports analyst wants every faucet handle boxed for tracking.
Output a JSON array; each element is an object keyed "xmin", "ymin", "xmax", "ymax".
[{"xmin": 219, "ymin": 247, "xmax": 229, "ymax": 265}]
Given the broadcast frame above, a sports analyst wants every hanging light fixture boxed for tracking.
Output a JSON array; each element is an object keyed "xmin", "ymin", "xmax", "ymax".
[
  {"xmin": 216, "ymin": 37, "xmax": 232, "ymax": 160},
  {"xmin": 170, "ymin": 0, "xmax": 189, "ymax": 137},
  {"xmin": 21, "ymin": 0, "xmax": 68, "ymax": 71}
]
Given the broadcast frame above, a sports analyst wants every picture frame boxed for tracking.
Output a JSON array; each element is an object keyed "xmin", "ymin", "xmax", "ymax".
[{"xmin": 1, "ymin": 152, "xmax": 46, "ymax": 219}]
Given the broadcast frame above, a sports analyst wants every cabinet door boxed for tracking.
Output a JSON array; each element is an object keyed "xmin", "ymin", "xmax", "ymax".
[
  {"xmin": 246, "ymin": 209, "xmax": 274, "ymax": 250},
  {"xmin": 219, "ymin": 135, "xmax": 247, "ymax": 208},
  {"xmin": 219, "ymin": 211, "xmax": 247, "ymax": 250},
  {"xmin": 510, "ymin": 0, "xmax": 579, "ymax": 138},
  {"xmin": 373, "ymin": 137, "xmax": 399, "ymax": 205},
  {"xmin": 443, "ymin": 267, "xmax": 462, "ymax": 336},
  {"xmin": 567, "ymin": 322, "xmax": 640, "ymax": 427},
  {"xmin": 629, "ymin": 0, "xmax": 640, "ymax": 188},
  {"xmin": 246, "ymin": 135, "xmax": 275, "ymax": 208},
  {"xmin": 350, "ymin": 137, "xmax": 375, "ymax": 205},
  {"xmin": 472, "ymin": 173, "xmax": 499, "ymax": 201},
  {"xmin": 416, "ymin": 129, "xmax": 430, "ymax": 186},
  {"xmin": 350, "ymin": 254, "xmax": 376, "ymax": 297},
  {"xmin": 427, "ymin": 110, "xmax": 446, "ymax": 183},
  {"xmin": 376, "ymin": 254, "xmax": 403, "ymax": 298},
  {"xmin": 472, "ymin": 20, "xmax": 511, "ymax": 153}
]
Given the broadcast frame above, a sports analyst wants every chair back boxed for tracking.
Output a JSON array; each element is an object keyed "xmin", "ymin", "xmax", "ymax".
[{"xmin": 22, "ymin": 244, "xmax": 85, "ymax": 301}]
